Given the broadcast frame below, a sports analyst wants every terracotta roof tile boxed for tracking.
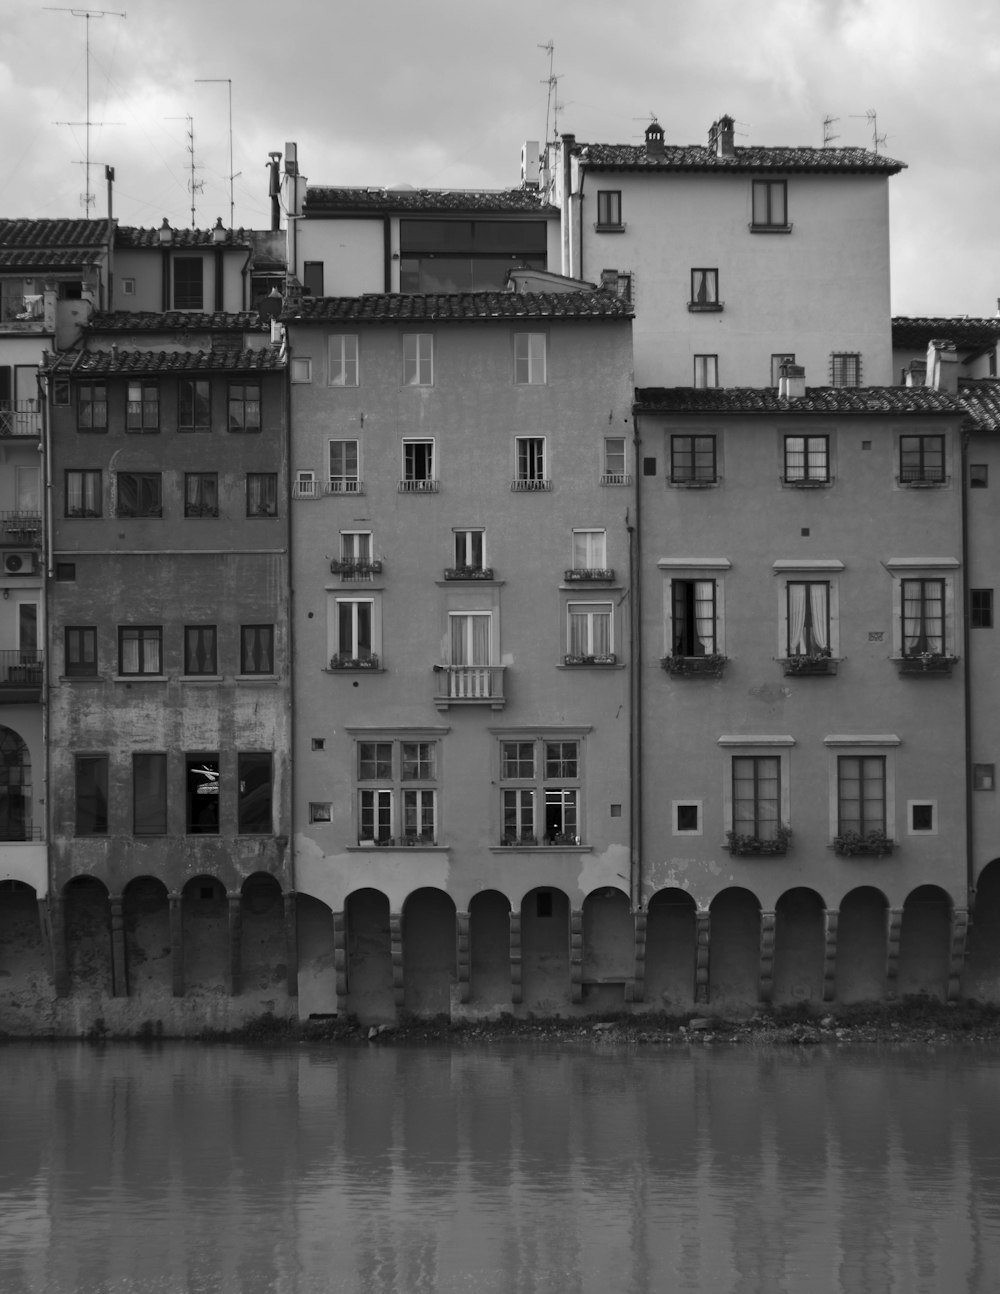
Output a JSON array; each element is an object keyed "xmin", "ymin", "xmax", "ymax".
[
  {"xmin": 284, "ymin": 291, "xmax": 632, "ymax": 324},
  {"xmin": 0, "ymin": 218, "xmax": 112, "ymax": 248},
  {"xmin": 580, "ymin": 143, "xmax": 905, "ymax": 174},
  {"xmin": 114, "ymin": 226, "xmax": 254, "ymax": 248},
  {"xmin": 893, "ymin": 317, "xmax": 1000, "ymax": 349},
  {"xmin": 0, "ymin": 249, "xmax": 106, "ymax": 270},
  {"xmin": 43, "ymin": 347, "xmax": 284, "ymax": 376},
  {"xmin": 959, "ymin": 379, "xmax": 1000, "ymax": 432},
  {"xmin": 304, "ymin": 188, "xmax": 557, "ymax": 215},
  {"xmin": 633, "ymin": 386, "xmax": 961, "ymax": 415},
  {"xmin": 87, "ymin": 310, "xmax": 267, "ymax": 333}
]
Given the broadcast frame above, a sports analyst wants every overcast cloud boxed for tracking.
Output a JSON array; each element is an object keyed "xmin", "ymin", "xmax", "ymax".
[{"xmin": 1, "ymin": 0, "xmax": 996, "ymax": 316}]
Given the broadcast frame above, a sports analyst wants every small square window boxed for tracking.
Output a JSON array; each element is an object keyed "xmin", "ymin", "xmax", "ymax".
[
  {"xmin": 311, "ymin": 738, "xmax": 326, "ymax": 751},
  {"xmin": 121, "ymin": 277, "xmax": 136, "ymax": 296},
  {"xmin": 309, "ymin": 802, "xmax": 332, "ymax": 823},
  {"xmin": 909, "ymin": 801, "xmax": 936, "ymax": 834},
  {"xmin": 971, "ymin": 589, "xmax": 994, "ymax": 628},
  {"xmin": 291, "ymin": 357, "xmax": 313, "ymax": 383},
  {"xmin": 674, "ymin": 802, "xmax": 702, "ymax": 834},
  {"xmin": 671, "ymin": 435, "xmax": 717, "ymax": 484},
  {"xmin": 971, "ymin": 464, "xmax": 989, "ymax": 488},
  {"xmin": 974, "ymin": 763, "xmax": 995, "ymax": 791},
  {"xmin": 55, "ymin": 562, "xmax": 76, "ymax": 581}
]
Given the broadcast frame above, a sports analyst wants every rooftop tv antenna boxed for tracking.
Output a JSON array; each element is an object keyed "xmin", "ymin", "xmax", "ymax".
[
  {"xmin": 48, "ymin": 6, "xmax": 126, "ymax": 216},
  {"xmin": 851, "ymin": 108, "xmax": 887, "ymax": 155},
  {"xmin": 195, "ymin": 77, "xmax": 239, "ymax": 229},
  {"xmin": 167, "ymin": 115, "xmax": 203, "ymax": 228},
  {"xmin": 538, "ymin": 41, "xmax": 562, "ymax": 140},
  {"xmin": 822, "ymin": 115, "xmax": 840, "ymax": 146}
]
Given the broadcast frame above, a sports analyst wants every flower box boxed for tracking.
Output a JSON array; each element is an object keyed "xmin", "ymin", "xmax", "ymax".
[
  {"xmin": 782, "ymin": 654, "xmax": 837, "ymax": 676},
  {"xmin": 329, "ymin": 559, "xmax": 382, "ymax": 577},
  {"xmin": 662, "ymin": 653, "xmax": 727, "ymax": 678},
  {"xmin": 443, "ymin": 566, "xmax": 494, "ymax": 580},
  {"xmin": 401, "ymin": 833, "xmax": 436, "ymax": 846},
  {"xmin": 329, "ymin": 653, "xmax": 380, "ymax": 669},
  {"xmin": 726, "ymin": 825, "xmax": 792, "ymax": 856},
  {"xmin": 897, "ymin": 653, "xmax": 957, "ymax": 676},
  {"xmin": 563, "ymin": 653, "xmax": 617, "ymax": 666},
  {"xmin": 564, "ymin": 568, "xmax": 615, "ymax": 582},
  {"xmin": 546, "ymin": 832, "xmax": 580, "ymax": 846},
  {"xmin": 501, "ymin": 833, "xmax": 538, "ymax": 847},
  {"xmin": 833, "ymin": 830, "xmax": 895, "ymax": 858}
]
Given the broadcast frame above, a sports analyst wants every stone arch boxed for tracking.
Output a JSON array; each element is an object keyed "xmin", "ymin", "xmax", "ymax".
[
  {"xmin": 402, "ymin": 887, "xmax": 456, "ymax": 1017},
  {"xmin": 295, "ymin": 893, "xmax": 336, "ymax": 1019},
  {"xmin": 837, "ymin": 886, "xmax": 889, "ymax": 1002},
  {"xmin": 63, "ymin": 874, "xmax": 113, "ymax": 996},
  {"xmin": 581, "ymin": 887, "xmax": 633, "ymax": 1010},
  {"xmin": 122, "ymin": 875, "xmax": 171, "ymax": 999},
  {"xmin": 0, "ymin": 879, "xmax": 47, "ymax": 1016},
  {"xmin": 708, "ymin": 887, "xmax": 761, "ymax": 1006},
  {"xmin": 964, "ymin": 859, "xmax": 1000, "ymax": 1000},
  {"xmin": 521, "ymin": 887, "xmax": 571, "ymax": 1013},
  {"xmin": 181, "ymin": 874, "xmax": 228, "ymax": 993},
  {"xmin": 773, "ymin": 887, "xmax": 826, "ymax": 1004},
  {"xmin": 468, "ymin": 889, "xmax": 511, "ymax": 1009},
  {"xmin": 899, "ymin": 884, "xmax": 952, "ymax": 1000},
  {"xmin": 645, "ymin": 888, "xmax": 696, "ymax": 1010},
  {"xmin": 345, "ymin": 887, "xmax": 394, "ymax": 1024},
  {"xmin": 240, "ymin": 872, "xmax": 286, "ymax": 996},
  {"xmin": 0, "ymin": 725, "xmax": 32, "ymax": 841}
]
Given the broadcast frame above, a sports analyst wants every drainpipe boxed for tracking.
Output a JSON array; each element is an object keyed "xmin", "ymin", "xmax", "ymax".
[
  {"xmin": 961, "ymin": 426, "xmax": 975, "ymax": 916},
  {"xmin": 629, "ymin": 410, "xmax": 643, "ymax": 910}
]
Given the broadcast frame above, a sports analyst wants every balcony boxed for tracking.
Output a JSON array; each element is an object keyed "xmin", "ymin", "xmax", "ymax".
[
  {"xmin": 398, "ymin": 479, "xmax": 439, "ymax": 494},
  {"xmin": 0, "ymin": 651, "xmax": 43, "ymax": 700},
  {"xmin": 434, "ymin": 664, "xmax": 505, "ymax": 710},
  {"xmin": 322, "ymin": 479, "xmax": 366, "ymax": 496},
  {"xmin": 510, "ymin": 478, "xmax": 551, "ymax": 492},
  {"xmin": 0, "ymin": 401, "xmax": 42, "ymax": 439},
  {"xmin": 329, "ymin": 558, "xmax": 382, "ymax": 581},
  {"xmin": 0, "ymin": 512, "xmax": 42, "ymax": 547}
]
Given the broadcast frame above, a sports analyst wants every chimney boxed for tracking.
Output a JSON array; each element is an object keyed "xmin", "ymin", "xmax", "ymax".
[
  {"xmin": 158, "ymin": 217, "xmax": 173, "ymax": 246},
  {"xmin": 645, "ymin": 119, "xmax": 665, "ymax": 158},
  {"xmin": 778, "ymin": 362, "xmax": 806, "ymax": 399},
  {"xmin": 710, "ymin": 115, "xmax": 735, "ymax": 158},
  {"xmin": 926, "ymin": 339, "xmax": 958, "ymax": 394},
  {"xmin": 904, "ymin": 360, "xmax": 927, "ymax": 387},
  {"xmin": 212, "ymin": 216, "xmax": 227, "ymax": 244},
  {"xmin": 267, "ymin": 151, "xmax": 282, "ymax": 231}
]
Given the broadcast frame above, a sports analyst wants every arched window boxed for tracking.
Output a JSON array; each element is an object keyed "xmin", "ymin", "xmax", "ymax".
[{"xmin": 0, "ymin": 727, "xmax": 31, "ymax": 840}]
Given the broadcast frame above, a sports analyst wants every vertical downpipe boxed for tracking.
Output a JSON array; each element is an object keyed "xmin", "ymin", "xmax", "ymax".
[
  {"xmin": 629, "ymin": 412, "xmax": 643, "ymax": 911},
  {"xmin": 961, "ymin": 428, "xmax": 975, "ymax": 918}
]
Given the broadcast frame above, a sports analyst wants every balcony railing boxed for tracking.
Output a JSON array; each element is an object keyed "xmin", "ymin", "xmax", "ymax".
[
  {"xmin": 434, "ymin": 664, "xmax": 505, "ymax": 709},
  {"xmin": 444, "ymin": 566, "xmax": 494, "ymax": 580},
  {"xmin": 322, "ymin": 479, "xmax": 366, "ymax": 496},
  {"xmin": 0, "ymin": 512, "xmax": 42, "ymax": 546},
  {"xmin": 398, "ymin": 478, "xmax": 439, "ymax": 493},
  {"xmin": 510, "ymin": 478, "xmax": 552, "ymax": 492},
  {"xmin": 0, "ymin": 401, "xmax": 42, "ymax": 439},
  {"xmin": 329, "ymin": 558, "xmax": 382, "ymax": 580},
  {"xmin": 897, "ymin": 653, "xmax": 957, "ymax": 676},
  {"xmin": 0, "ymin": 822, "xmax": 43, "ymax": 841},
  {"xmin": 564, "ymin": 568, "xmax": 615, "ymax": 582},
  {"xmin": 0, "ymin": 651, "xmax": 42, "ymax": 688},
  {"xmin": 662, "ymin": 653, "xmax": 727, "ymax": 678}
]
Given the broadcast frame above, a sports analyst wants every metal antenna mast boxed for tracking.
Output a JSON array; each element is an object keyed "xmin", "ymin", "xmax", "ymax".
[
  {"xmin": 48, "ymin": 7, "xmax": 126, "ymax": 216},
  {"xmin": 195, "ymin": 77, "xmax": 238, "ymax": 229},
  {"xmin": 850, "ymin": 108, "xmax": 887, "ymax": 155},
  {"xmin": 167, "ymin": 115, "xmax": 203, "ymax": 228},
  {"xmin": 538, "ymin": 41, "xmax": 562, "ymax": 142},
  {"xmin": 822, "ymin": 116, "xmax": 840, "ymax": 147}
]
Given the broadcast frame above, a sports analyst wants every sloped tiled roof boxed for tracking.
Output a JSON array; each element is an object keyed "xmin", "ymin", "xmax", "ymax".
[
  {"xmin": 87, "ymin": 310, "xmax": 267, "ymax": 333},
  {"xmin": 115, "ymin": 226, "xmax": 254, "ymax": 248},
  {"xmin": 634, "ymin": 386, "xmax": 961, "ymax": 415},
  {"xmin": 958, "ymin": 379, "xmax": 1000, "ymax": 432},
  {"xmin": 43, "ymin": 346, "xmax": 284, "ymax": 376},
  {"xmin": 580, "ymin": 143, "xmax": 905, "ymax": 174},
  {"xmin": 304, "ymin": 188, "xmax": 557, "ymax": 215},
  {"xmin": 0, "ymin": 248, "xmax": 106, "ymax": 270},
  {"xmin": 284, "ymin": 291, "xmax": 632, "ymax": 324},
  {"xmin": 892, "ymin": 317, "xmax": 1000, "ymax": 349},
  {"xmin": 0, "ymin": 218, "xmax": 112, "ymax": 248}
]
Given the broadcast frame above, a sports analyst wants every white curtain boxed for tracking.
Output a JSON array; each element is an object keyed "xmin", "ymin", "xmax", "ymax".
[
  {"xmin": 809, "ymin": 583, "xmax": 828, "ymax": 651},
  {"xmin": 694, "ymin": 581, "xmax": 714, "ymax": 652},
  {"xmin": 788, "ymin": 583, "xmax": 807, "ymax": 655}
]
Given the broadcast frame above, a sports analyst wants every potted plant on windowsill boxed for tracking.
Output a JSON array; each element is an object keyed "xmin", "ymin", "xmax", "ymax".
[
  {"xmin": 782, "ymin": 650, "xmax": 836, "ymax": 676},
  {"xmin": 329, "ymin": 653, "xmax": 380, "ymax": 669},
  {"xmin": 329, "ymin": 558, "xmax": 382, "ymax": 576},
  {"xmin": 500, "ymin": 832, "xmax": 538, "ymax": 847},
  {"xmin": 444, "ymin": 566, "xmax": 494, "ymax": 580},
  {"xmin": 546, "ymin": 831, "xmax": 580, "ymax": 846},
  {"xmin": 563, "ymin": 652, "xmax": 617, "ymax": 666},
  {"xmin": 898, "ymin": 652, "xmax": 957, "ymax": 675},
  {"xmin": 832, "ymin": 829, "xmax": 894, "ymax": 858},
  {"xmin": 564, "ymin": 567, "xmax": 615, "ymax": 582},
  {"xmin": 662, "ymin": 653, "xmax": 727, "ymax": 678},
  {"xmin": 726, "ymin": 824, "xmax": 792, "ymax": 856}
]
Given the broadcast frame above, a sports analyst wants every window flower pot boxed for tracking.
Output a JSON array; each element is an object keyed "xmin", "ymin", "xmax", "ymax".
[
  {"xmin": 662, "ymin": 653, "xmax": 727, "ymax": 678},
  {"xmin": 726, "ymin": 825, "xmax": 792, "ymax": 856},
  {"xmin": 832, "ymin": 830, "xmax": 895, "ymax": 858}
]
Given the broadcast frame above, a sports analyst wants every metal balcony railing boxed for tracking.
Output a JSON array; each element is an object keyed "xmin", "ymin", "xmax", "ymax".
[
  {"xmin": 433, "ymin": 664, "xmax": 505, "ymax": 707},
  {"xmin": 0, "ymin": 512, "xmax": 42, "ymax": 545},
  {"xmin": 0, "ymin": 402, "xmax": 42, "ymax": 439},
  {"xmin": 0, "ymin": 651, "xmax": 43, "ymax": 687}
]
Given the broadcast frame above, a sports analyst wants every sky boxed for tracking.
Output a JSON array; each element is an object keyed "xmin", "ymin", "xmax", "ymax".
[{"xmin": 1, "ymin": 0, "xmax": 997, "ymax": 317}]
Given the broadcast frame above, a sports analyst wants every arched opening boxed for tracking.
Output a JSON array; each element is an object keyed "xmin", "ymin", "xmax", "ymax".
[
  {"xmin": 645, "ymin": 888, "xmax": 696, "ymax": 1009},
  {"xmin": 122, "ymin": 876, "xmax": 171, "ymax": 999},
  {"xmin": 295, "ymin": 893, "xmax": 336, "ymax": 1018},
  {"xmin": 345, "ymin": 887, "xmax": 394, "ymax": 1024},
  {"xmin": 63, "ymin": 875, "xmax": 112, "ymax": 996},
  {"xmin": 0, "ymin": 725, "xmax": 32, "ymax": 841},
  {"xmin": 899, "ymin": 885, "xmax": 952, "ymax": 1000},
  {"xmin": 521, "ymin": 887, "xmax": 570, "ymax": 1013},
  {"xmin": 837, "ymin": 886, "xmax": 888, "ymax": 1002},
  {"xmin": 402, "ymin": 887, "xmax": 456, "ymax": 1017},
  {"xmin": 469, "ymin": 890, "xmax": 511, "ymax": 1009},
  {"xmin": 0, "ymin": 879, "xmax": 47, "ymax": 1009},
  {"xmin": 582, "ymin": 887, "xmax": 632, "ymax": 1010},
  {"xmin": 964, "ymin": 860, "xmax": 1000, "ymax": 1000},
  {"xmin": 708, "ymin": 887, "xmax": 761, "ymax": 1006},
  {"xmin": 181, "ymin": 875, "xmax": 228, "ymax": 992},
  {"xmin": 240, "ymin": 872, "xmax": 286, "ymax": 996},
  {"xmin": 773, "ymin": 887, "xmax": 826, "ymax": 1004}
]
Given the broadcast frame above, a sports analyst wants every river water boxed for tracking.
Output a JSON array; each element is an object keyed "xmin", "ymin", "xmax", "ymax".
[{"xmin": 1, "ymin": 1040, "xmax": 999, "ymax": 1294}]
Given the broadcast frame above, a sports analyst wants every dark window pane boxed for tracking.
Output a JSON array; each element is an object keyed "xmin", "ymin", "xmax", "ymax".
[
  {"xmin": 133, "ymin": 753, "xmax": 167, "ymax": 835},
  {"xmin": 238, "ymin": 752, "xmax": 272, "ymax": 834}
]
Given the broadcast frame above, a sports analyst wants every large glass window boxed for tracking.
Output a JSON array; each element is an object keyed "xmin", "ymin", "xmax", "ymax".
[
  {"xmin": 186, "ymin": 755, "xmax": 219, "ymax": 834},
  {"xmin": 133, "ymin": 753, "xmax": 167, "ymax": 836},
  {"xmin": 237, "ymin": 752, "xmax": 273, "ymax": 834},
  {"xmin": 65, "ymin": 470, "xmax": 101, "ymax": 517},
  {"xmin": 751, "ymin": 180, "xmax": 788, "ymax": 229},
  {"xmin": 117, "ymin": 472, "xmax": 162, "ymax": 518},
  {"xmin": 173, "ymin": 257, "xmax": 204, "ymax": 309},
  {"xmin": 901, "ymin": 578, "xmax": 945, "ymax": 656},
  {"xmin": 178, "ymin": 379, "xmax": 211, "ymax": 431},
  {"xmin": 75, "ymin": 755, "xmax": 108, "ymax": 835},
  {"xmin": 838, "ymin": 756, "xmax": 886, "ymax": 836},
  {"xmin": 228, "ymin": 383, "xmax": 261, "ymax": 433},
  {"xmin": 329, "ymin": 335, "xmax": 359, "ymax": 387},
  {"xmin": 732, "ymin": 756, "xmax": 780, "ymax": 840},
  {"xmin": 671, "ymin": 435, "xmax": 717, "ymax": 484},
  {"xmin": 403, "ymin": 334, "xmax": 433, "ymax": 386},
  {"xmin": 118, "ymin": 626, "xmax": 162, "ymax": 676},
  {"xmin": 514, "ymin": 333, "xmax": 546, "ymax": 385},
  {"xmin": 787, "ymin": 582, "xmax": 830, "ymax": 657},
  {"xmin": 500, "ymin": 737, "xmax": 581, "ymax": 845},
  {"xmin": 671, "ymin": 580, "xmax": 717, "ymax": 656}
]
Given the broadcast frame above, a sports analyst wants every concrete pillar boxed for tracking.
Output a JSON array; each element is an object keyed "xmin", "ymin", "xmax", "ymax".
[
  {"xmin": 333, "ymin": 911, "xmax": 347, "ymax": 1014},
  {"xmin": 509, "ymin": 911, "xmax": 522, "ymax": 1005},
  {"xmin": 169, "ymin": 892, "xmax": 184, "ymax": 997},
  {"xmin": 389, "ymin": 911, "xmax": 404, "ymax": 1009},
  {"xmin": 283, "ymin": 890, "xmax": 298, "ymax": 998},
  {"xmin": 227, "ymin": 891, "xmax": 242, "ymax": 997},
  {"xmin": 949, "ymin": 907, "xmax": 970, "ymax": 1002},
  {"xmin": 569, "ymin": 908, "xmax": 583, "ymax": 1004},
  {"xmin": 823, "ymin": 908, "xmax": 839, "ymax": 1002},
  {"xmin": 759, "ymin": 909, "xmax": 776, "ymax": 1004},
  {"xmin": 695, "ymin": 908, "xmax": 711, "ymax": 1004},
  {"xmin": 629, "ymin": 909, "xmax": 647, "ymax": 1003},
  {"xmin": 50, "ymin": 894, "xmax": 70, "ymax": 998},
  {"xmin": 110, "ymin": 894, "xmax": 128, "ymax": 998},
  {"xmin": 456, "ymin": 911, "xmax": 471, "ymax": 1004},
  {"xmin": 886, "ymin": 907, "xmax": 903, "ymax": 998}
]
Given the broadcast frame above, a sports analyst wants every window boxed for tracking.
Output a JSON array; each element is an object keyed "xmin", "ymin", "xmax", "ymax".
[
  {"xmin": 454, "ymin": 528, "xmax": 485, "ymax": 571},
  {"xmin": 75, "ymin": 755, "xmax": 108, "ymax": 835},
  {"xmin": 972, "ymin": 589, "xmax": 994, "ymax": 629},
  {"xmin": 401, "ymin": 439, "xmax": 436, "ymax": 491},
  {"xmin": 671, "ymin": 579, "xmax": 717, "ymax": 656},
  {"xmin": 600, "ymin": 269, "xmax": 632, "ymax": 301},
  {"xmin": 238, "ymin": 752, "xmax": 273, "ymax": 834},
  {"xmin": 784, "ymin": 435, "xmax": 829, "ymax": 483},
  {"xmin": 293, "ymin": 470, "xmax": 317, "ymax": 499},
  {"xmin": 787, "ymin": 582, "xmax": 830, "ymax": 656},
  {"xmin": 671, "ymin": 435, "xmax": 717, "ymax": 484},
  {"xmin": 673, "ymin": 802, "xmax": 702, "ymax": 835},
  {"xmin": 690, "ymin": 269, "xmax": 719, "ymax": 307},
  {"xmin": 186, "ymin": 755, "xmax": 219, "ymax": 834},
  {"xmin": 602, "ymin": 437, "xmax": 628, "ymax": 485},
  {"xmin": 117, "ymin": 472, "xmax": 162, "ymax": 518},
  {"xmin": 133, "ymin": 753, "xmax": 167, "ymax": 836},
  {"xmin": 838, "ymin": 756, "xmax": 886, "ymax": 836},
  {"xmin": 309, "ymin": 802, "xmax": 331, "ymax": 823},
  {"xmin": 830, "ymin": 353, "xmax": 862, "ymax": 387},
  {"xmin": 971, "ymin": 463, "xmax": 988, "ymax": 488},
  {"xmin": 118, "ymin": 626, "xmax": 162, "ymax": 676},
  {"xmin": 333, "ymin": 598, "xmax": 375, "ymax": 665},
  {"xmin": 228, "ymin": 383, "xmax": 261, "ymax": 433},
  {"xmin": 303, "ymin": 261, "xmax": 324, "ymax": 297},
  {"xmin": 179, "ymin": 379, "xmax": 210, "ymax": 431},
  {"xmin": 572, "ymin": 528, "xmax": 607, "ymax": 571},
  {"xmin": 240, "ymin": 624, "xmax": 274, "ymax": 675},
  {"xmin": 56, "ymin": 562, "xmax": 76, "ymax": 581},
  {"xmin": 450, "ymin": 612, "xmax": 491, "ymax": 668},
  {"xmin": 121, "ymin": 277, "xmax": 136, "ymax": 296},
  {"xmin": 65, "ymin": 627, "xmax": 97, "ymax": 678},
  {"xmin": 329, "ymin": 440, "xmax": 361, "ymax": 493},
  {"xmin": 65, "ymin": 469, "xmax": 101, "ymax": 517},
  {"xmin": 902, "ymin": 578, "xmax": 945, "ymax": 656},
  {"xmin": 567, "ymin": 602, "xmax": 613, "ymax": 658},
  {"xmin": 751, "ymin": 180, "xmax": 788, "ymax": 230},
  {"xmin": 909, "ymin": 801, "xmax": 936, "ymax": 834},
  {"xmin": 341, "ymin": 530, "xmax": 372, "ymax": 564},
  {"xmin": 596, "ymin": 190, "xmax": 622, "ymax": 229},
  {"xmin": 514, "ymin": 333, "xmax": 546, "ymax": 385},
  {"xmin": 693, "ymin": 355, "xmax": 718, "ymax": 388},
  {"xmin": 77, "ymin": 382, "xmax": 107, "ymax": 432},
  {"xmin": 328, "ymin": 335, "xmax": 359, "ymax": 387},
  {"xmin": 184, "ymin": 472, "xmax": 219, "ymax": 519},
  {"xmin": 126, "ymin": 381, "xmax": 159, "ymax": 432},
  {"xmin": 899, "ymin": 434, "xmax": 945, "ymax": 484},
  {"xmin": 246, "ymin": 473, "xmax": 278, "ymax": 517},
  {"xmin": 974, "ymin": 764, "xmax": 995, "ymax": 791},
  {"xmin": 403, "ymin": 334, "xmax": 433, "ymax": 386},
  {"xmin": 184, "ymin": 625, "xmax": 218, "ymax": 675},
  {"xmin": 500, "ymin": 737, "xmax": 581, "ymax": 845},
  {"xmin": 732, "ymin": 756, "xmax": 780, "ymax": 840},
  {"xmin": 290, "ymin": 357, "xmax": 312, "ymax": 383},
  {"xmin": 771, "ymin": 353, "xmax": 796, "ymax": 386},
  {"xmin": 513, "ymin": 436, "xmax": 548, "ymax": 489},
  {"xmin": 356, "ymin": 738, "xmax": 438, "ymax": 844},
  {"xmin": 173, "ymin": 257, "xmax": 203, "ymax": 309}
]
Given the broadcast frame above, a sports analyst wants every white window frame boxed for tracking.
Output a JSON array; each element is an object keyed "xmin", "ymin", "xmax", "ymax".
[
  {"xmin": 401, "ymin": 438, "xmax": 436, "ymax": 488},
  {"xmin": 884, "ymin": 558, "xmax": 959, "ymax": 660},
  {"xmin": 514, "ymin": 333, "xmax": 546, "ymax": 385},
  {"xmin": 454, "ymin": 528, "xmax": 485, "ymax": 570},
  {"xmin": 353, "ymin": 734, "xmax": 441, "ymax": 846},
  {"xmin": 403, "ymin": 333, "xmax": 433, "ymax": 386},
  {"xmin": 672, "ymin": 801, "xmax": 703, "ymax": 836},
  {"xmin": 602, "ymin": 437, "xmax": 629, "ymax": 486},
  {"xmin": 330, "ymin": 594, "xmax": 381, "ymax": 666},
  {"xmin": 773, "ymin": 560, "xmax": 844, "ymax": 660},
  {"xmin": 823, "ymin": 735, "xmax": 900, "ymax": 845},
  {"xmin": 291, "ymin": 357, "xmax": 313, "ymax": 383},
  {"xmin": 572, "ymin": 528, "xmax": 607, "ymax": 570},
  {"xmin": 498, "ymin": 734, "xmax": 585, "ymax": 846},
  {"xmin": 717, "ymin": 735, "xmax": 794, "ymax": 845},
  {"xmin": 907, "ymin": 799, "xmax": 937, "ymax": 836},
  {"xmin": 328, "ymin": 439, "xmax": 362, "ymax": 494},
  {"xmin": 693, "ymin": 355, "xmax": 718, "ymax": 388},
  {"xmin": 566, "ymin": 601, "xmax": 613, "ymax": 656},
  {"xmin": 514, "ymin": 436, "xmax": 548, "ymax": 487},
  {"xmin": 328, "ymin": 335, "xmax": 359, "ymax": 387},
  {"xmin": 341, "ymin": 530, "xmax": 372, "ymax": 564},
  {"xmin": 359, "ymin": 788, "xmax": 393, "ymax": 844}
]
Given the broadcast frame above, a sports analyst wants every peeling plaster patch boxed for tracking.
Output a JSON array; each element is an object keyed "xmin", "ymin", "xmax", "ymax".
[
  {"xmin": 747, "ymin": 684, "xmax": 790, "ymax": 703},
  {"xmin": 579, "ymin": 844, "xmax": 630, "ymax": 897},
  {"xmin": 294, "ymin": 838, "xmax": 453, "ymax": 911}
]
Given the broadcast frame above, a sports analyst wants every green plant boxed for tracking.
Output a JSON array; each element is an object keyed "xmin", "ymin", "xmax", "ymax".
[
  {"xmin": 726, "ymin": 823, "xmax": 792, "ymax": 856},
  {"xmin": 833, "ymin": 828, "xmax": 894, "ymax": 857}
]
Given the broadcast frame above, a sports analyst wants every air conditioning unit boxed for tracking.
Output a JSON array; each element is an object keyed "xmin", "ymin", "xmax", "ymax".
[{"xmin": 4, "ymin": 551, "xmax": 36, "ymax": 575}]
